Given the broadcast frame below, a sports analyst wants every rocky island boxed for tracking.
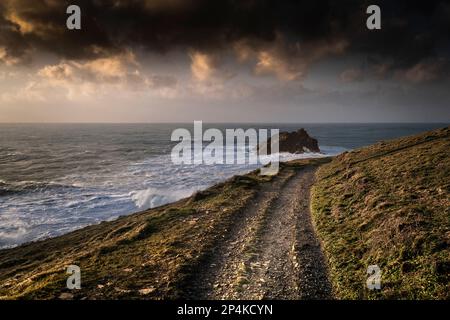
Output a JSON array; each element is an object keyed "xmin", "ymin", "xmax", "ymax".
[{"xmin": 259, "ymin": 128, "xmax": 320, "ymax": 154}]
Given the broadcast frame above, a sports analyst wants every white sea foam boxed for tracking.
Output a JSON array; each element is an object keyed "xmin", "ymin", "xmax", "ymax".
[
  {"xmin": 130, "ymin": 187, "xmax": 201, "ymax": 209},
  {"xmin": 2, "ymin": 123, "xmax": 444, "ymax": 249},
  {"xmin": 0, "ymin": 209, "xmax": 28, "ymax": 244},
  {"xmin": 127, "ymin": 146, "xmax": 346, "ymax": 211},
  {"xmin": 0, "ymin": 144, "xmax": 346, "ymax": 248}
]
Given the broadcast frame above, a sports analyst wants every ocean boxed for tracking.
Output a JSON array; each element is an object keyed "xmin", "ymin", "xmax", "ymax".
[{"xmin": 0, "ymin": 123, "xmax": 447, "ymax": 248}]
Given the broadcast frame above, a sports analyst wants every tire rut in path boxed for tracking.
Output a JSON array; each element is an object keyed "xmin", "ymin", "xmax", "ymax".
[
  {"xmin": 292, "ymin": 168, "xmax": 333, "ymax": 299},
  {"xmin": 187, "ymin": 166, "xmax": 332, "ymax": 299}
]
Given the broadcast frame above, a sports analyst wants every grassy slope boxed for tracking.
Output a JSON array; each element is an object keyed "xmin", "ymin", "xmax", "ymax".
[
  {"xmin": 0, "ymin": 160, "xmax": 325, "ymax": 300},
  {"xmin": 1, "ymin": 127, "xmax": 448, "ymax": 300},
  {"xmin": 311, "ymin": 126, "xmax": 450, "ymax": 299},
  {"xmin": 0, "ymin": 170, "xmax": 262, "ymax": 299}
]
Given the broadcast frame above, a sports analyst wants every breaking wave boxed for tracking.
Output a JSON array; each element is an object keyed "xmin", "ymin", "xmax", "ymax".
[
  {"xmin": 0, "ymin": 142, "xmax": 346, "ymax": 248},
  {"xmin": 130, "ymin": 187, "xmax": 201, "ymax": 209}
]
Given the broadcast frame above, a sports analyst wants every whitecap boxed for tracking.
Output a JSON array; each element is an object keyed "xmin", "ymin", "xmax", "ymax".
[{"xmin": 129, "ymin": 187, "xmax": 200, "ymax": 210}]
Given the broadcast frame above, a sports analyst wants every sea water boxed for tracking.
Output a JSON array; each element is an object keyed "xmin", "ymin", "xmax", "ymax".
[{"xmin": 0, "ymin": 123, "xmax": 446, "ymax": 248}]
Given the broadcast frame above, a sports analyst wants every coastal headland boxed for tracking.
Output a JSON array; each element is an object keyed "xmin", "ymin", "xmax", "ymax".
[{"xmin": 0, "ymin": 127, "xmax": 448, "ymax": 300}]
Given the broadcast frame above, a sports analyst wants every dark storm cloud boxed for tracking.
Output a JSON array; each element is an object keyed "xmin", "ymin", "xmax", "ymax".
[
  {"xmin": 0, "ymin": 0, "xmax": 449, "ymax": 75},
  {"xmin": 0, "ymin": 4, "xmax": 30, "ymax": 64}
]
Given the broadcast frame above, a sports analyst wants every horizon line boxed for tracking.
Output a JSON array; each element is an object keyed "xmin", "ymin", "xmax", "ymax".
[{"xmin": 0, "ymin": 121, "xmax": 449, "ymax": 125}]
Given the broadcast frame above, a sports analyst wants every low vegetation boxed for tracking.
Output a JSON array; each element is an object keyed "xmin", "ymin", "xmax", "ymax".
[
  {"xmin": 0, "ymin": 169, "xmax": 273, "ymax": 299},
  {"xmin": 311, "ymin": 127, "xmax": 450, "ymax": 299},
  {"xmin": 1, "ymin": 127, "xmax": 448, "ymax": 300}
]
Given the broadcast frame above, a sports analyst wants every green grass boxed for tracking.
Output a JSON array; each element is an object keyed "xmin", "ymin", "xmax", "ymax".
[{"xmin": 311, "ymin": 126, "xmax": 450, "ymax": 299}]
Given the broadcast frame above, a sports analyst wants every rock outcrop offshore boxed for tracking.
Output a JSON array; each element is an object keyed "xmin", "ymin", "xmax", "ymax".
[{"xmin": 260, "ymin": 128, "xmax": 320, "ymax": 154}]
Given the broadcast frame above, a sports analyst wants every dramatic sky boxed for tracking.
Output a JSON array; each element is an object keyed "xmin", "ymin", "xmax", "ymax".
[{"xmin": 0, "ymin": 0, "xmax": 449, "ymax": 122}]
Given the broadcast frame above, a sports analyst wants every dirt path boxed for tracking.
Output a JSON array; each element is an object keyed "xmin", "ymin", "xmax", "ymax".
[{"xmin": 187, "ymin": 165, "xmax": 333, "ymax": 300}]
